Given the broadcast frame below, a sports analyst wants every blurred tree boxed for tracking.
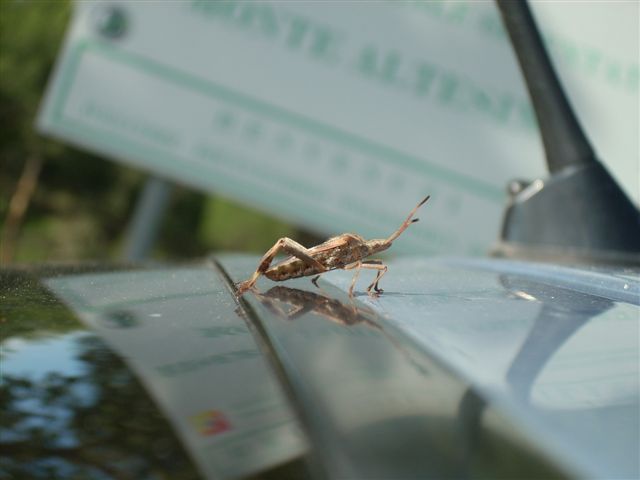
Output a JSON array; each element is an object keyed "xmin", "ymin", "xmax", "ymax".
[
  {"xmin": 0, "ymin": 335, "xmax": 203, "ymax": 479},
  {"xmin": 0, "ymin": 0, "xmax": 147, "ymax": 264}
]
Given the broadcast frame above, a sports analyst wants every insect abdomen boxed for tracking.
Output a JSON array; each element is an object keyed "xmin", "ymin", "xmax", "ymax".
[{"xmin": 265, "ymin": 259, "xmax": 311, "ymax": 281}]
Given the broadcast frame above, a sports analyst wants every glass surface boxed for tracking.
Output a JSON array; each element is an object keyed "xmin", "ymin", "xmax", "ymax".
[
  {"xmin": 222, "ymin": 254, "xmax": 639, "ymax": 479},
  {"xmin": 1, "ymin": 268, "xmax": 201, "ymax": 479},
  {"xmin": 322, "ymin": 256, "xmax": 640, "ymax": 479},
  {"xmin": 3, "ymin": 256, "xmax": 637, "ymax": 479},
  {"xmin": 1, "ymin": 266, "xmax": 308, "ymax": 480}
]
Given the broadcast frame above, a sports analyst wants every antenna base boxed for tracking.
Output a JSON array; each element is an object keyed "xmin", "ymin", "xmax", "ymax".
[{"xmin": 493, "ymin": 162, "xmax": 640, "ymax": 266}]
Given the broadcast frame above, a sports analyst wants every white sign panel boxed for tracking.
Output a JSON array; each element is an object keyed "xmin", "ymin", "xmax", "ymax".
[{"xmin": 38, "ymin": 1, "xmax": 639, "ymax": 255}]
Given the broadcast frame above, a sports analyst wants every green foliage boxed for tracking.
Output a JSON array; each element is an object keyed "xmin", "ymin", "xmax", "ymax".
[
  {"xmin": 0, "ymin": 0, "xmax": 321, "ymax": 264},
  {"xmin": 199, "ymin": 197, "xmax": 296, "ymax": 253},
  {"xmin": 1, "ymin": 334, "xmax": 203, "ymax": 479},
  {"xmin": 0, "ymin": 269, "xmax": 79, "ymax": 341},
  {"xmin": 0, "ymin": 0, "xmax": 69, "ymax": 137},
  {"xmin": 0, "ymin": 0, "xmax": 144, "ymax": 263}
]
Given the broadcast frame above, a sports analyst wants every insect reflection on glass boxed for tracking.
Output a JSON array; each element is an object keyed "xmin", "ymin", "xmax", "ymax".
[
  {"xmin": 254, "ymin": 285, "xmax": 430, "ymax": 377},
  {"xmin": 236, "ymin": 196, "xmax": 430, "ymax": 297},
  {"xmin": 256, "ymin": 285, "xmax": 381, "ymax": 327}
]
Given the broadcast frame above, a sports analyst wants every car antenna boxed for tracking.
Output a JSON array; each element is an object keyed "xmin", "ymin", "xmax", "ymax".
[{"xmin": 493, "ymin": 0, "xmax": 640, "ymax": 265}]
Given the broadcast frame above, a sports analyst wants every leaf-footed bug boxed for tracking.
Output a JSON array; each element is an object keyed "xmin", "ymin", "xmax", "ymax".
[{"xmin": 236, "ymin": 196, "xmax": 430, "ymax": 297}]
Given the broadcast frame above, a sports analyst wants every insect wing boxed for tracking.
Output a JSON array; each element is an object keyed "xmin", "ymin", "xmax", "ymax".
[{"xmin": 308, "ymin": 235, "xmax": 352, "ymax": 255}]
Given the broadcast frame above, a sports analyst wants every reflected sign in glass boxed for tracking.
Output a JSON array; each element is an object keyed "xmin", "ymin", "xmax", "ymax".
[{"xmin": 46, "ymin": 268, "xmax": 307, "ymax": 480}]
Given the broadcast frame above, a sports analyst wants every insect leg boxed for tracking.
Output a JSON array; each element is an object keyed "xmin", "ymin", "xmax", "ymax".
[
  {"xmin": 236, "ymin": 237, "xmax": 328, "ymax": 295},
  {"xmin": 311, "ymin": 275, "xmax": 321, "ymax": 288},
  {"xmin": 360, "ymin": 260, "xmax": 388, "ymax": 295},
  {"xmin": 343, "ymin": 261, "xmax": 362, "ymax": 297},
  {"xmin": 277, "ymin": 238, "xmax": 329, "ymax": 271}
]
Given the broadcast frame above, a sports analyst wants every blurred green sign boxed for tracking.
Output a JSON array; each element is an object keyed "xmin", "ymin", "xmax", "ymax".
[{"xmin": 38, "ymin": 1, "xmax": 638, "ymax": 254}]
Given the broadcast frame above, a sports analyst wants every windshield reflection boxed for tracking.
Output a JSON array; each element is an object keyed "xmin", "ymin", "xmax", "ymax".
[
  {"xmin": 2, "ymin": 267, "xmax": 309, "ymax": 480},
  {"xmin": 500, "ymin": 275, "xmax": 614, "ymax": 401},
  {"xmin": 456, "ymin": 274, "xmax": 625, "ymax": 479},
  {"xmin": 1, "ymin": 331, "xmax": 201, "ymax": 480},
  {"xmin": 241, "ymin": 281, "xmax": 570, "ymax": 479}
]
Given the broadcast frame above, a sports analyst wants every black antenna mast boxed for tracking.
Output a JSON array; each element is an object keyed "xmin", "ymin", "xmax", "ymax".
[{"xmin": 494, "ymin": 0, "xmax": 640, "ymax": 265}]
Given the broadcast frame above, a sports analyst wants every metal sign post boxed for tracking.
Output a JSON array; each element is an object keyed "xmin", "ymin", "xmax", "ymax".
[{"xmin": 122, "ymin": 176, "xmax": 172, "ymax": 261}]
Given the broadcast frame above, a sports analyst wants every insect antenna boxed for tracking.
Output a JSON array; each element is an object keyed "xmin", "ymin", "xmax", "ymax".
[{"xmin": 385, "ymin": 195, "xmax": 430, "ymax": 244}]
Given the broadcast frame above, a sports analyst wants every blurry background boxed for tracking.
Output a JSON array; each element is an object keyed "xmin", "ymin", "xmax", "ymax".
[
  {"xmin": 1, "ymin": 0, "xmax": 637, "ymax": 265},
  {"xmin": 1, "ymin": 0, "xmax": 312, "ymax": 264}
]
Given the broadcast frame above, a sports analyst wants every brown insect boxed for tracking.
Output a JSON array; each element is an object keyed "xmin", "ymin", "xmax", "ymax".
[{"xmin": 236, "ymin": 196, "xmax": 430, "ymax": 297}]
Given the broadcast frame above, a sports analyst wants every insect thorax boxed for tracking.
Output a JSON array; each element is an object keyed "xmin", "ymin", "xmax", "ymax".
[{"xmin": 366, "ymin": 239, "xmax": 390, "ymax": 255}]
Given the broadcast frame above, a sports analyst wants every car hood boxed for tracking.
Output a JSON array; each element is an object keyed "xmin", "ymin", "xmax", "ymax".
[{"xmin": 2, "ymin": 256, "xmax": 638, "ymax": 479}]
